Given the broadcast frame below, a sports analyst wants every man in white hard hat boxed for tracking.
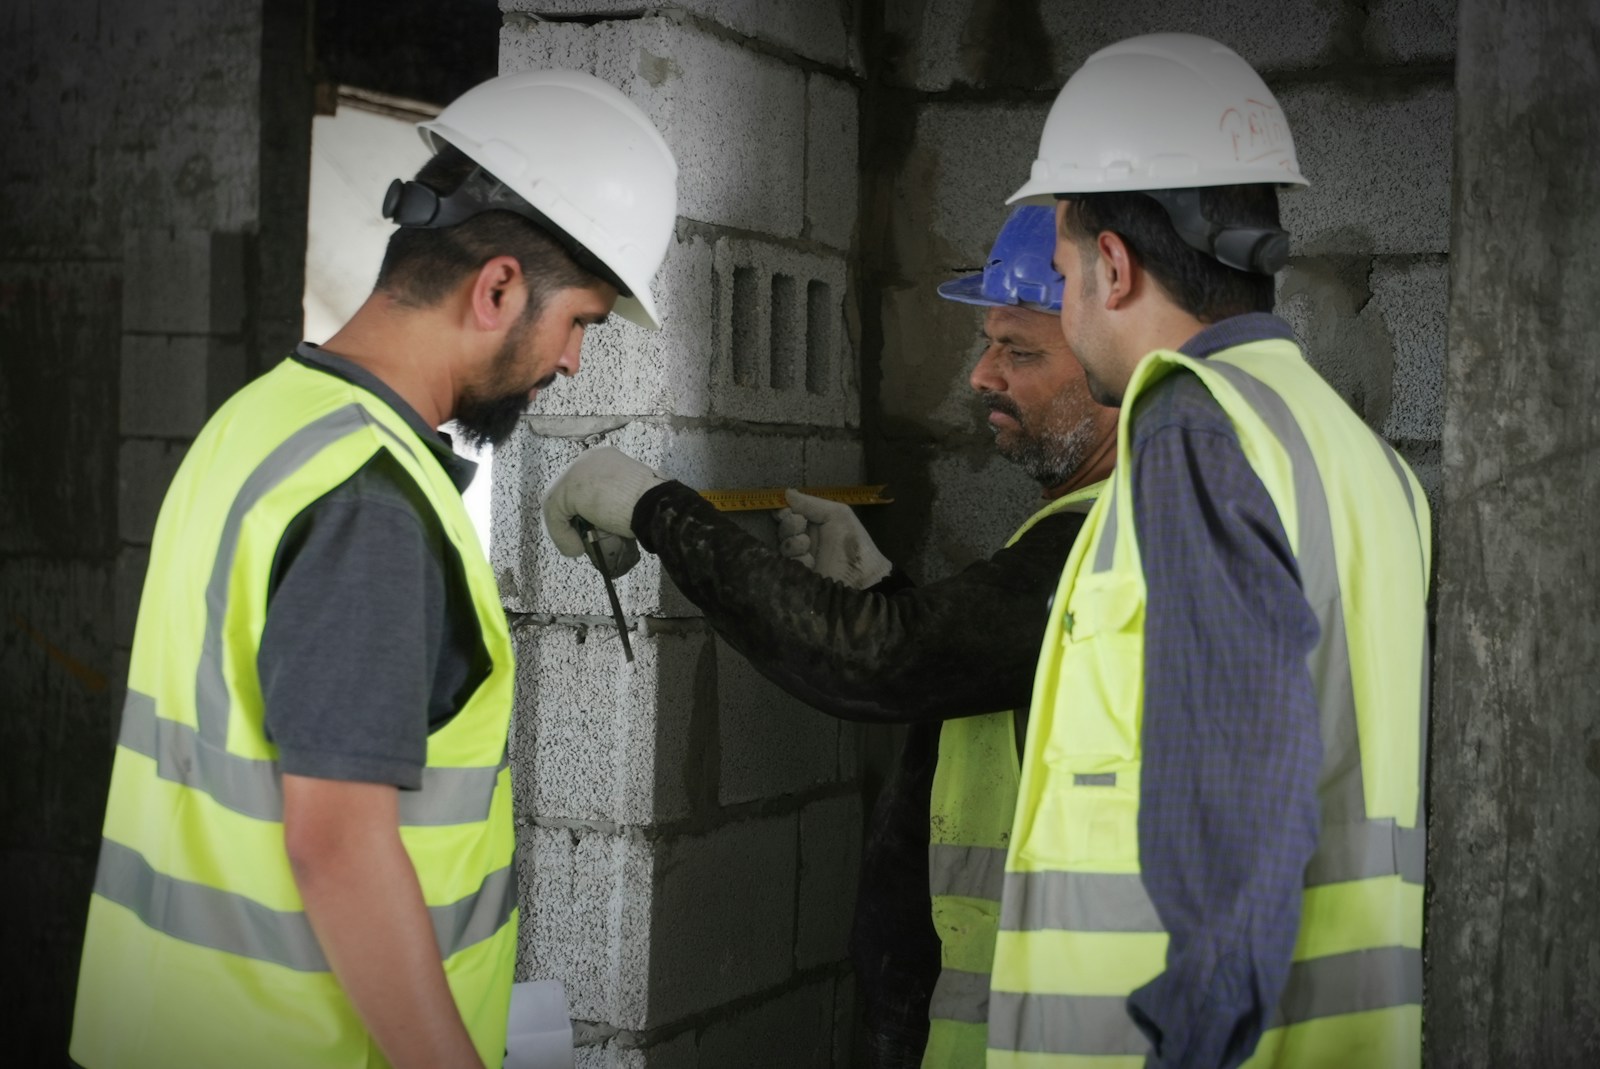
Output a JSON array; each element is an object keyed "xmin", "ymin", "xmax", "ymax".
[
  {"xmin": 69, "ymin": 71, "xmax": 677, "ymax": 1069},
  {"xmin": 987, "ymin": 33, "xmax": 1430, "ymax": 1068},
  {"xmin": 537, "ymin": 206, "xmax": 1118, "ymax": 1069}
]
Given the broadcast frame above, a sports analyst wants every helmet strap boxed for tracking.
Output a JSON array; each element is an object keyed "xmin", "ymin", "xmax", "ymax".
[
  {"xmin": 382, "ymin": 168, "xmax": 633, "ymax": 298},
  {"xmin": 1143, "ymin": 188, "xmax": 1290, "ymax": 275}
]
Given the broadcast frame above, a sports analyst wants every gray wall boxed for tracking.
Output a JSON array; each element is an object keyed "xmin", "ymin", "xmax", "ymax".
[
  {"xmin": 1427, "ymin": 0, "xmax": 1600, "ymax": 1062},
  {"xmin": 0, "ymin": 0, "xmax": 311, "ymax": 1060}
]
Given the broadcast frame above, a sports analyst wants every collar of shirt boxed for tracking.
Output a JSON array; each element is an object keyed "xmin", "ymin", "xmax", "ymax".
[
  {"xmin": 1177, "ymin": 312, "xmax": 1297, "ymax": 360},
  {"xmin": 290, "ymin": 342, "xmax": 478, "ymax": 493}
]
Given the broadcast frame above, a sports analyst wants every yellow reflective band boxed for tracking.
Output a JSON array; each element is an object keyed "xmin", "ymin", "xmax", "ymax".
[
  {"xmin": 1293, "ymin": 878, "xmax": 1423, "ymax": 961},
  {"xmin": 990, "ymin": 929, "xmax": 1167, "ymax": 997}
]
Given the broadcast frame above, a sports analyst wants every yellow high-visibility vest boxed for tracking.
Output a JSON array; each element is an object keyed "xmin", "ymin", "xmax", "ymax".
[
  {"xmin": 990, "ymin": 338, "xmax": 1430, "ymax": 1068},
  {"xmin": 70, "ymin": 358, "xmax": 518, "ymax": 1069},
  {"xmin": 923, "ymin": 482, "xmax": 1106, "ymax": 1069}
]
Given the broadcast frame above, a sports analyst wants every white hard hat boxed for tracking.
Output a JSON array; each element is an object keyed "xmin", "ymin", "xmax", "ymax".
[
  {"xmin": 414, "ymin": 70, "xmax": 678, "ymax": 330},
  {"xmin": 1007, "ymin": 33, "xmax": 1308, "ymax": 204}
]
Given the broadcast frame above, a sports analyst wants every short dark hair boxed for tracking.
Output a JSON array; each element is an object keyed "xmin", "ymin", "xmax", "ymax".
[
  {"xmin": 376, "ymin": 144, "xmax": 598, "ymax": 311},
  {"xmin": 1061, "ymin": 184, "xmax": 1281, "ymax": 322}
]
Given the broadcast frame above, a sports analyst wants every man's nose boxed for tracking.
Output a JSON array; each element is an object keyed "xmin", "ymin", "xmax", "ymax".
[{"xmin": 969, "ymin": 345, "xmax": 1006, "ymax": 393}]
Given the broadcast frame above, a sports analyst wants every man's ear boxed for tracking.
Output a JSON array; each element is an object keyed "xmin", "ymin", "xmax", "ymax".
[
  {"xmin": 469, "ymin": 254, "xmax": 526, "ymax": 332},
  {"xmin": 1097, "ymin": 231, "xmax": 1137, "ymax": 311}
]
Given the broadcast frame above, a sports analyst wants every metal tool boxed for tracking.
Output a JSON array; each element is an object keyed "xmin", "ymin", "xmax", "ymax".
[
  {"xmin": 572, "ymin": 516, "xmax": 634, "ymax": 662},
  {"xmin": 698, "ymin": 484, "xmax": 893, "ymax": 512}
]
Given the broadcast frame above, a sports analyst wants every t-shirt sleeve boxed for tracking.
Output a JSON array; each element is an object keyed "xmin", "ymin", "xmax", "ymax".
[{"xmin": 258, "ymin": 452, "xmax": 447, "ymax": 789}]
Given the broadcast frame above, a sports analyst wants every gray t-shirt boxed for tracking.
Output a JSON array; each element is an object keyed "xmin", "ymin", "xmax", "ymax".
[{"xmin": 256, "ymin": 344, "xmax": 489, "ymax": 789}]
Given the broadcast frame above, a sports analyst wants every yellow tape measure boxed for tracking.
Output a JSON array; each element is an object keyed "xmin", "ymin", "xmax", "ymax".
[{"xmin": 699, "ymin": 484, "xmax": 893, "ymax": 512}]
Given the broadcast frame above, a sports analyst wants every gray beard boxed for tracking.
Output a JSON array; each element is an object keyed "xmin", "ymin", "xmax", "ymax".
[{"xmin": 998, "ymin": 415, "xmax": 1096, "ymax": 488}]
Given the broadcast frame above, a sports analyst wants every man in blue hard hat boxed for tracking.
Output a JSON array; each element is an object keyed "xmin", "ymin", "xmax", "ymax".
[{"xmin": 540, "ymin": 205, "xmax": 1118, "ymax": 1068}]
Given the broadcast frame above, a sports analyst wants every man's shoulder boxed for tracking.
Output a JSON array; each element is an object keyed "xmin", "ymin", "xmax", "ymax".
[{"xmin": 1131, "ymin": 365, "xmax": 1233, "ymax": 445}]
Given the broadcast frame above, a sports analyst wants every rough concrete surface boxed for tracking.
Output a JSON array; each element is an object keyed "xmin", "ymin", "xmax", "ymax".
[
  {"xmin": 503, "ymin": 0, "xmax": 854, "ymax": 70},
  {"xmin": 119, "ymin": 335, "xmax": 211, "ymax": 439},
  {"xmin": 806, "ymin": 71, "xmax": 861, "ymax": 250},
  {"xmin": 512, "ymin": 621, "xmax": 709, "ymax": 826},
  {"xmin": 116, "ymin": 438, "xmax": 187, "ymax": 546},
  {"xmin": 574, "ymin": 1030, "xmax": 697, "ymax": 1069},
  {"xmin": 716, "ymin": 636, "xmax": 844, "ymax": 806},
  {"xmin": 797, "ymin": 793, "xmax": 863, "ymax": 969},
  {"xmin": 696, "ymin": 978, "xmax": 838, "ymax": 1068},
  {"xmin": 1370, "ymin": 257, "xmax": 1448, "ymax": 443},
  {"xmin": 1365, "ymin": 0, "xmax": 1458, "ymax": 64},
  {"xmin": 501, "ymin": 16, "xmax": 807, "ymax": 238},
  {"xmin": 884, "ymin": 0, "xmax": 1343, "ymax": 92},
  {"xmin": 1278, "ymin": 79, "xmax": 1453, "ymax": 256},
  {"xmin": 1427, "ymin": 0, "xmax": 1600, "ymax": 1063},
  {"xmin": 645, "ymin": 813, "xmax": 800, "ymax": 1026},
  {"xmin": 515, "ymin": 824, "xmax": 655, "ymax": 1024}
]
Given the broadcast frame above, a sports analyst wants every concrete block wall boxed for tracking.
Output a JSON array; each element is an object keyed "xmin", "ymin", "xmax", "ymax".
[
  {"xmin": 863, "ymin": 0, "xmax": 1456, "ymax": 583},
  {"xmin": 1, "ymin": 0, "xmax": 311, "ymax": 1059},
  {"xmin": 498, "ymin": 4, "xmax": 863, "ymax": 1064}
]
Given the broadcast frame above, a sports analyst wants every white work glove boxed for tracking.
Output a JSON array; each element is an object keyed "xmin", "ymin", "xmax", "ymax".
[
  {"xmin": 542, "ymin": 446, "xmax": 666, "ymax": 571},
  {"xmin": 774, "ymin": 488, "xmax": 892, "ymax": 590}
]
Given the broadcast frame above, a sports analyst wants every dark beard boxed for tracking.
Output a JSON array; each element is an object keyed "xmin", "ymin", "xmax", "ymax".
[
  {"xmin": 452, "ymin": 312, "xmax": 556, "ymax": 450},
  {"xmin": 452, "ymin": 391, "xmax": 532, "ymax": 450}
]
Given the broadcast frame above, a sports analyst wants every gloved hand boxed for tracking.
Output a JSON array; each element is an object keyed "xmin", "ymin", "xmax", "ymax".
[
  {"xmin": 542, "ymin": 446, "xmax": 666, "ymax": 562},
  {"xmin": 774, "ymin": 488, "xmax": 892, "ymax": 590}
]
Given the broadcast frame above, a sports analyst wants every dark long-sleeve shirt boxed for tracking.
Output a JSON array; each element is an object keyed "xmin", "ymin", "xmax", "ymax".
[
  {"xmin": 633, "ymin": 485, "xmax": 1087, "ymax": 724},
  {"xmin": 1127, "ymin": 314, "xmax": 1323, "ymax": 1069}
]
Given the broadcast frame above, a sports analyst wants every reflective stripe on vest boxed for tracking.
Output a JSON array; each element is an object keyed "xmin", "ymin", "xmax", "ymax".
[
  {"xmin": 990, "ymin": 340, "xmax": 1430, "ymax": 1067},
  {"xmin": 71, "ymin": 360, "xmax": 518, "ymax": 1069},
  {"xmin": 923, "ymin": 484, "xmax": 1106, "ymax": 1067}
]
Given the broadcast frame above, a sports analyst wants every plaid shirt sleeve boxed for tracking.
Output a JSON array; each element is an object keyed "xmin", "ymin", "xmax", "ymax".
[{"xmin": 1124, "ymin": 369, "xmax": 1323, "ymax": 1069}]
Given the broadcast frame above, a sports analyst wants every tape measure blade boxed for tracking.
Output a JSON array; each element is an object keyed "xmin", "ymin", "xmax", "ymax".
[{"xmin": 698, "ymin": 484, "xmax": 892, "ymax": 512}]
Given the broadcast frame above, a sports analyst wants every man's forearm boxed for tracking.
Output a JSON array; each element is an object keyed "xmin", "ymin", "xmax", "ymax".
[{"xmin": 284, "ymin": 774, "xmax": 484, "ymax": 1069}]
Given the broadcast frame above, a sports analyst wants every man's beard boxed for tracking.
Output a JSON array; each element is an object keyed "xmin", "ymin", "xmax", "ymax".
[
  {"xmin": 983, "ymin": 393, "xmax": 1097, "ymax": 488},
  {"xmin": 453, "ymin": 316, "xmax": 554, "ymax": 450}
]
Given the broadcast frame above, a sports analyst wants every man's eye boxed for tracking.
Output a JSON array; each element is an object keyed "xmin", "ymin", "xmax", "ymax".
[{"xmin": 1009, "ymin": 350, "xmax": 1040, "ymax": 362}]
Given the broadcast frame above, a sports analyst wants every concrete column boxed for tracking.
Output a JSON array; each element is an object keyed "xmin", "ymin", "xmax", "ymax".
[
  {"xmin": 495, "ymin": 5, "xmax": 864, "ymax": 1065},
  {"xmin": 1426, "ymin": 0, "xmax": 1600, "ymax": 1063}
]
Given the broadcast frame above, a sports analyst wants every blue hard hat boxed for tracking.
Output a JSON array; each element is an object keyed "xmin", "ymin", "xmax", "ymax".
[{"xmin": 937, "ymin": 205, "xmax": 1064, "ymax": 312}]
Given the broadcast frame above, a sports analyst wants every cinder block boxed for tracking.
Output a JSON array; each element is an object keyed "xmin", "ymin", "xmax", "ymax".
[
  {"xmin": 1371, "ymin": 258, "xmax": 1448, "ymax": 443},
  {"xmin": 118, "ymin": 438, "xmax": 188, "ymax": 545},
  {"xmin": 1365, "ymin": 0, "xmax": 1457, "ymax": 63},
  {"xmin": 877, "ymin": 276, "xmax": 997, "ymax": 434},
  {"xmin": 797, "ymin": 793, "xmax": 863, "ymax": 969},
  {"xmin": 504, "ymin": 0, "xmax": 854, "ymax": 70},
  {"xmin": 493, "ymin": 420, "xmax": 806, "ymax": 618},
  {"xmin": 526, "ymin": 233, "xmax": 716, "ymax": 421},
  {"xmin": 646, "ymin": 814, "xmax": 799, "ymax": 1025},
  {"xmin": 120, "ymin": 334, "xmax": 209, "ymax": 437},
  {"xmin": 801, "ymin": 436, "xmax": 865, "ymax": 488},
  {"xmin": 1279, "ymin": 80, "xmax": 1453, "ymax": 256},
  {"xmin": 511, "ymin": 620, "xmax": 710, "ymax": 826},
  {"xmin": 501, "ymin": 16, "xmax": 807, "ymax": 237},
  {"xmin": 1277, "ymin": 256, "xmax": 1401, "ymax": 432},
  {"xmin": 906, "ymin": 445, "xmax": 1045, "ymax": 586},
  {"xmin": 908, "ymin": 102, "xmax": 1050, "ymax": 267},
  {"xmin": 886, "ymin": 0, "xmax": 1340, "ymax": 92},
  {"xmin": 121, "ymin": 228, "xmax": 215, "ymax": 334},
  {"xmin": 574, "ymin": 1031, "xmax": 697, "ymax": 1069},
  {"xmin": 832, "ymin": 973, "xmax": 856, "ymax": 1069},
  {"xmin": 515, "ymin": 824, "xmax": 655, "ymax": 1025},
  {"xmin": 114, "ymin": 546, "xmax": 149, "ymax": 650},
  {"xmin": 709, "ymin": 236, "xmax": 857, "ymax": 427},
  {"xmin": 805, "ymin": 73, "xmax": 859, "ymax": 250},
  {"xmin": 696, "ymin": 979, "xmax": 835, "ymax": 1069},
  {"xmin": 717, "ymin": 635, "xmax": 843, "ymax": 806}
]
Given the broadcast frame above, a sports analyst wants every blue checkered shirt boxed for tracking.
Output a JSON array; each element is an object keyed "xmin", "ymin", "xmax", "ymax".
[{"xmin": 1125, "ymin": 314, "xmax": 1323, "ymax": 1068}]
